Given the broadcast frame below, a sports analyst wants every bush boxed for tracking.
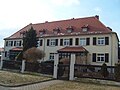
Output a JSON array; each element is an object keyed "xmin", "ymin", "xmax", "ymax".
[
  {"xmin": 100, "ymin": 63, "xmax": 109, "ymax": 78},
  {"xmin": 115, "ymin": 63, "xmax": 120, "ymax": 81}
]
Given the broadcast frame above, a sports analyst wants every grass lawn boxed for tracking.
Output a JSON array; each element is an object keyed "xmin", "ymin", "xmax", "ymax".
[
  {"xmin": 0, "ymin": 70, "xmax": 52, "ymax": 86},
  {"xmin": 42, "ymin": 81, "xmax": 120, "ymax": 90}
]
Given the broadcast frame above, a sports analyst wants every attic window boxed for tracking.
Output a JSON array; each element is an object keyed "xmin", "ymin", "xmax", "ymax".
[
  {"xmin": 53, "ymin": 28, "xmax": 60, "ymax": 34},
  {"xmin": 66, "ymin": 26, "xmax": 73, "ymax": 33},
  {"xmin": 82, "ymin": 24, "xmax": 89, "ymax": 32},
  {"xmin": 20, "ymin": 31, "xmax": 26, "ymax": 37},
  {"xmin": 39, "ymin": 29, "xmax": 46, "ymax": 35}
]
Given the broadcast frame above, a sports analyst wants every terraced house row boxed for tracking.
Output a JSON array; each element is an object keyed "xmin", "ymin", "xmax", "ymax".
[{"xmin": 3, "ymin": 15, "xmax": 119, "ymax": 66}]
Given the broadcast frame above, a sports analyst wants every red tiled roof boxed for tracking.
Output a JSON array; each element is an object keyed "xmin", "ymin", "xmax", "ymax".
[
  {"xmin": 58, "ymin": 46, "xmax": 88, "ymax": 53},
  {"xmin": 0, "ymin": 48, "xmax": 4, "ymax": 52},
  {"xmin": 10, "ymin": 47, "xmax": 23, "ymax": 51},
  {"xmin": 5, "ymin": 15, "xmax": 112, "ymax": 39}
]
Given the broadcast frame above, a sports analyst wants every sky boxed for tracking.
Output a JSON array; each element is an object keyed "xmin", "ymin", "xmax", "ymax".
[{"xmin": 0, "ymin": 0, "xmax": 120, "ymax": 47}]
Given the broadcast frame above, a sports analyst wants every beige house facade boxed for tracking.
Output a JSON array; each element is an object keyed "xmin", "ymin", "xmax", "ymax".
[{"xmin": 3, "ymin": 15, "xmax": 119, "ymax": 66}]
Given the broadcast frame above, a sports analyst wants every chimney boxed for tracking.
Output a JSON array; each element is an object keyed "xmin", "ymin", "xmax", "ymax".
[
  {"xmin": 45, "ymin": 21, "xmax": 48, "ymax": 23},
  {"xmin": 95, "ymin": 15, "xmax": 99, "ymax": 20}
]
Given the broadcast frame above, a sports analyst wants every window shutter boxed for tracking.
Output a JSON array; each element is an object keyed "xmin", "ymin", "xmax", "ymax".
[
  {"xmin": 86, "ymin": 38, "xmax": 90, "ymax": 45},
  {"xmin": 14, "ymin": 41, "xmax": 16, "ymax": 46},
  {"xmin": 5, "ymin": 51, "xmax": 7, "ymax": 57},
  {"xmin": 105, "ymin": 37, "xmax": 109, "ymax": 45},
  {"xmin": 75, "ymin": 38, "xmax": 79, "ymax": 45},
  {"xmin": 55, "ymin": 39, "xmax": 58, "ymax": 46},
  {"xmin": 19, "ymin": 41, "xmax": 21, "ymax": 46},
  {"xmin": 6, "ymin": 41, "xmax": 8, "ymax": 46},
  {"xmin": 93, "ymin": 37, "xmax": 96, "ymax": 45},
  {"xmin": 40, "ymin": 40, "xmax": 43, "ymax": 46},
  {"xmin": 92, "ymin": 53, "xmax": 96, "ymax": 62},
  {"xmin": 47, "ymin": 39, "xmax": 49, "ymax": 46},
  {"xmin": 105, "ymin": 53, "xmax": 109, "ymax": 62},
  {"xmin": 70, "ymin": 38, "xmax": 73, "ymax": 45},
  {"xmin": 11, "ymin": 41, "xmax": 13, "ymax": 46},
  {"xmin": 60, "ymin": 39, "xmax": 63, "ymax": 46}
]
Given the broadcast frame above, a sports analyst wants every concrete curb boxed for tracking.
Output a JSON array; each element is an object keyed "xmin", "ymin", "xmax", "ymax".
[
  {"xmin": 75, "ymin": 78, "xmax": 120, "ymax": 87},
  {"xmin": 0, "ymin": 79, "xmax": 54, "ymax": 87}
]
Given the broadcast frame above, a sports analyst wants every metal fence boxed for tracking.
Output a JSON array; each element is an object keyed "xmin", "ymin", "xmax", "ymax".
[
  {"xmin": 74, "ymin": 64, "xmax": 118, "ymax": 81},
  {"xmin": 2, "ymin": 60, "xmax": 22, "ymax": 70},
  {"xmin": 25, "ymin": 61, "xmax": 54, "ymax": 75}
]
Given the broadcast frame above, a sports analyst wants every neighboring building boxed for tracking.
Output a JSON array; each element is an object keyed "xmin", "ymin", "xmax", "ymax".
[
  {"xmin": 0, "ymin": 48, "xmax": 4, "ymax": 60},
  {"xmin": 3, "ymin": 15, "xmax": 119, "ymax": 66}
]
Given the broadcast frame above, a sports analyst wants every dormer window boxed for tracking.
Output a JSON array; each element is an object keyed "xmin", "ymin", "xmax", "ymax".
[
  {"xmin": 66, "ymin": 26, "xmax": 73, "ymax": 33},
  {"xmin": 53, "ymin": 28, "xmax": 60, "ymax": 34},
  {"xmin": 39, "ymin": 29, "xmax": 46, "ymax": 35},
  {"xmin": 82, "ymin": 28, "xmax": 88, "ymax": 32},
  {"xmin": 20, "ymin": 31, "xmax": 26, "ymax": 37},
  {"xmin": 82, "ymin": 24, "xmax": 89, "ymax": 32}
]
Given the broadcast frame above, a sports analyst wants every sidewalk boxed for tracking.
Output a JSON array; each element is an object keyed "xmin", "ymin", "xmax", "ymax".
[{"xmin": 8, "ymin": 80, "xmax": 63, "ymax": 90}]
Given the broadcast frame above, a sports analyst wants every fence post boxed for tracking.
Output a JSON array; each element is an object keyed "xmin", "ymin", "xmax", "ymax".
[
  {"xmin": 69, "ymin": 53, "xmax": 75, "ymax": 80},
  {"xmin": 53, "ymin": 53, "xmax": 58, "ymax": 79},
  {"xmin": 0, "ymin": 59, "xmax": 3, "ymax": 70},
  {"xmin": 21, "ymin": 60, "xmax": 25, "ymax": 73}
]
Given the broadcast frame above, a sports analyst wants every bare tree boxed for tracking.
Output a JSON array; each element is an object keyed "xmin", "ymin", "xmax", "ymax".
[{"xmin": 23, "ymin": 47, "xmax": 45, "ymax": 63}]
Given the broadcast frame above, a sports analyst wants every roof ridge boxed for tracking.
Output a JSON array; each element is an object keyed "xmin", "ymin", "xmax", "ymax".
[{"xmin": 32, "ymin": 16, "xmax": 95, "ymax": 25}]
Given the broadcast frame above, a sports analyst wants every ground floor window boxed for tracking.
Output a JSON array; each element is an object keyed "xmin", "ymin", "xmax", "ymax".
[
  {"xmin": 97, "ymin": 54, "xmax": 105, "ymax": 62},
  {"xmin": 49, "ymin": 53, "xmax": 55, "ymax": 60},
  {"xmin": 92, "ymin": 53, "xmax": 109, "ymax": 63},
  {"xmin": 59, "ymin": 53, "xmax": 70, "ymax": 60}
]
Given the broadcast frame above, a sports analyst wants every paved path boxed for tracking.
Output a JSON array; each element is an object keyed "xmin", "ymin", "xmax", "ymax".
[{"xmin": 0, "ymin": 80, "xmax": 63, "ymax": 90}]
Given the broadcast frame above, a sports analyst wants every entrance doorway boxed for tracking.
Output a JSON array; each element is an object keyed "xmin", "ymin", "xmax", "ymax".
[{"xmin": 57, "ymin": 53, "xmax": 70, "ymax": 80}]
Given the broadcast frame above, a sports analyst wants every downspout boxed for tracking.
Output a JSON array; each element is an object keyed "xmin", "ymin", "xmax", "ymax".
[
  {"xmin": 43, "ymin": 36, "xmax": 45, "ymax": 61},
  {"xmin": 110, "ymin": 33, "xmax": 113, "ymax": 66},
  {"xmin": 110, "ymin": 33, "xmax": 113, "ymax": 68}
]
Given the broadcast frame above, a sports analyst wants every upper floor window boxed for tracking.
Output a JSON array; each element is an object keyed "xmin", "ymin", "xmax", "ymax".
[
  {"xmin": 14, "ymin": 41, "xmax": 22, "ymax": 47},
  {"xmin": 64, "ymin": 39, "xmax": 70, "ymax": 46},
  {"xmin": 50, "ymin": 39, "xmax": 56, "ymax": 46},
  {"xmin": 47, "ymin": 39, "xmax": 58, "ymax": 46},
  {"xmin": 80, "ymin": 38, "xmax": 86, "ymax": 46},
  {"xmin": 97, "ymin": 37, "xmax": 105, "ymax": 45},
  {"xmin": 6, "ymin": 41, "xmax": 13, "ymax": 47},
  {"xmin": 37, "ymin": 39, "xmax": 43, "ymax": 47},
  {"xmin": 93, "ymin": 37, "xmax": 109, "ymax": 45},
  {"xmin": 75, "ymin": 38, "xmax": 90, "ymax": 46},
  {"xmin": 60, "ymin": 38, "xmax": 73, "ymax": 46}
]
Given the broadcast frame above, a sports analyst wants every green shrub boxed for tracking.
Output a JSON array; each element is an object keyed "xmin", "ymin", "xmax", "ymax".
[
  {"xmin": 100, "ymin": 63, "xmax": 109, "ymax": 78},
  {"xmin": 115, "ymin": 63, "xmax": 120, "ymax": 81}
]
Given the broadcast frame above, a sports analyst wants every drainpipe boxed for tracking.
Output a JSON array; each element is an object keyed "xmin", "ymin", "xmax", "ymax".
[
  {"xmin": 110, "ymin": 33, "xmax": 113, "ymax": 66},
  {"xmin": 110, "ymin": 33, "xmax": 113, "ymax": 74},
  {"xmin": 43, "ymin": 36, "xmax": 45, "ymax": 61}
]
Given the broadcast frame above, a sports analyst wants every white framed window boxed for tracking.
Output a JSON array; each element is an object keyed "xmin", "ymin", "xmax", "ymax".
[
  {"xmin": 82, "ymin": 28, "xmax": 88, "ymax": 32},
  {"xmin": 97, "ymin": 37, "xmax": 105, "ymax": 45},
  {"xmin": 49, "ymin": 53, "xmax": 54, "ymax": 60},
  {"xmin": 80, "ymin": 38, "xmax": 86, "ymax": 46},
  {"xmin": 8, "ymin": 41, "xmax": 13, "ymax": 46},
  {"xmin": 67, "ymin": 29, "xmax": 72, "ymax": 33},
  {"xmin": 64, "ymin": 39, "xmax": 70, "ymax": 46},
  {"xmin": 16, "ymin": 41, "xmax": 20, "ymax": 46},
  {"xmin": 50, "ymin": 39, "xmax": 56, "ymax": 46},
  {"xmin": 97, "ymin": 54, "xmax": 105, "ymax": 62},
  {"xmin": 40, "ymin": 32, "xmax": 44, "ymax": 35}
]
